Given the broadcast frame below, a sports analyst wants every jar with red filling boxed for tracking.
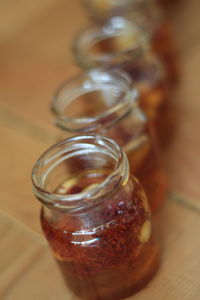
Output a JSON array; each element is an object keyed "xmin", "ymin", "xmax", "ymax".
[
  {"xmin": 81, "ymin": 0, "xmax": 138, "ymax": 20},
  {"xmin": 81, "ymin": 0, "xmax": 179, "ymax": 85},
  {"xmin": 157, "ymin": 0, "xmax": 181, "ymax": 10},
  {"xmin": 32, "ymin": 135, "xmax": 160, "ymax": 300},
  {"xmin": 134, "ymin": 1, "xmax": 179, "ymax": 85},
  {"xmin": 51, "ymin": 70, "xmax": 167, "ymax": 212},
  {"xmin": 73, "ymin": 18, "xmax": 174, "ymax": 147}
]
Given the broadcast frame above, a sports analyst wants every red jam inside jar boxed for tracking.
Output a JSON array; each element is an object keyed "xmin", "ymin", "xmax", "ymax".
[
  {"xmin": 121, "ymin": 58, "xmax": 171, "ymax": 148},
  {"xmin": 81, "ymin": 1, "xmax": 179, "ymax": 85},
  {"xmin": 32, "ymin": 136, "xmax": 160, "ymax": 300},
  {"xmin": 83, "ymin": 25, "xmax": 173, "ymax": 147},
  {"xmin": 152, "ymin": 22, "xmax": 179, "ymax": 85},
  {"xmin": 107, "ymin": 113, "xmax": 167, "ymax": 212},
  {"xmin": 52, "ymin": 71, "xmax": 168, "ymax": 211},
  {"xmin": 41, "ymin": 173, "xmax": 159, "ymax": 299}
]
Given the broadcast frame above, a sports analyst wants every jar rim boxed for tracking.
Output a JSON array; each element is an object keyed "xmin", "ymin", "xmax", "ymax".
[
  {"xmin": 81, "ymin": 0, "xmax": 163, "ymax": 26},
  {"xmin": 51, "ymin": 69, "xmax": 138, "ymax": 132},
  {"xmin": 72, "ymin": 16, "xmax": 149, "ymax": 70},
  {"xmin": 82, "ymin": 0, "xmax": 148, "ymax": 11},
  {"xmin": 31, "ymin": 135, "xmax": 129, "ymax": 212}
]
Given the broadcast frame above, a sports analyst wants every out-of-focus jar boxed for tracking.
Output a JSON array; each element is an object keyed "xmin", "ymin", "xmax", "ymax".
[
  {"xmin": 157, "ymin": 0, "xmax": 181, "ymax": 10},
  {"xmin": 81, "ymin": 0, "xmax": 138, "ymax": 20},
  {"xmin": 51, "ymin": 70, "xmax": 167, "ymax": 212},
  {"xmin": 81, "ymin": 0, "xmax": 179, "ymax": 84},
  {"xmin": 32, "ymin": 135, "xmax": 160, "ymax": 299},
  {"xmin": 73, "ymin": 17, "xmax": 174, "ymax": 146}
]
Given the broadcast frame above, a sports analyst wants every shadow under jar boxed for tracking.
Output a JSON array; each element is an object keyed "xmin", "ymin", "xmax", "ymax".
[
  {"xmin": 73, "ymin": 17, "xmax": 174, "ymax": 147},
  {"xmin": 32, "ymin": 135, "xmax": 160, "ymax": 300},
  {"xmin": 51, "ymin": 70, "xmax": 167, "ymax": 212},
  {"xmin": 81, "ymin": 0, "xmax": 179, "ymax": 85}
]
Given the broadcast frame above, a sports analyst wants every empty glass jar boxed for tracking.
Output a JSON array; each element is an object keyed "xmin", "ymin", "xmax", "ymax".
[
  {"xmin": 51, "ymin": 70, "xmax": 167, "ymax": 212},
  {"xmin": 32, "ymin": 135, "xmax": 160, "ymax": 299},
  {"xmin": 73, "ymin": 17, "xmax": 173, "ymax": 146},
  {"xmin": 81, "ymin": 0, "xmax": 179, "ymax": 84}
]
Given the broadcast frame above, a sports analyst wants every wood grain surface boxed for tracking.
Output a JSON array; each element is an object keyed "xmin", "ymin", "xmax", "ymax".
[{"xmin": 0, "ymin": 0, "xmax": 200, "ymax": 299}]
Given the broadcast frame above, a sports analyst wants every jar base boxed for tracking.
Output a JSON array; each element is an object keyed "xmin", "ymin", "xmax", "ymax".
[{"xmin": 59, "ymin": 237, "xmax": 160, "ymax": 300}]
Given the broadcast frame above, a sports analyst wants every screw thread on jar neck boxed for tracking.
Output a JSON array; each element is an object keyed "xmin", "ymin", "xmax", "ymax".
[
  {"xmin": 81, "ymin": 0, "xmax": 163, "ymax": 26},
  {"xmin": 73, "ymin": 16, "xmax": 151, "ymax": 70},
  {"xmin": 32, "ymin": 135, "xmax": 129, "ymax": 213},
  {"xmin": 51, "ymin": 69, "xmax": 139, "ymax": 133}
]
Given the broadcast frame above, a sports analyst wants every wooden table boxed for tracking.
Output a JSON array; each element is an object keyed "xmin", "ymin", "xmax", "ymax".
[{"xmin": 0, "ymin": 0, "xmax": 200, "ymax": 298}]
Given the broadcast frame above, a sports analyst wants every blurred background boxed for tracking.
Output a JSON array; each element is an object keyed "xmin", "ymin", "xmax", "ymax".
[{"xmin": 1, "ymin": 0, "xmax": 200, "ymax": 299}]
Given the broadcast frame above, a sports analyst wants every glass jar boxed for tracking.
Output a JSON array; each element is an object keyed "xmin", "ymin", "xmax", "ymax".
[
  {"xmin": 32, "ymin": 135, "xmax": 160, "ymax": 299},
  {"xmin": 157, "ymin": 0, "xmax": 180, "ymax": 10},
  {"xmin": 73, "ymin": 17, "xmax": 173, "ymax": 146},
  {"xmin": 81, "ymin": 0, "xmax": 138, "ymax": 20},
  {"xmin": 137, "ymin": 2, "xmax": 179, "ymax": 85},
  {"xmin": 81, "ymin": 0, "xmax": 179, "ymax": 84},
  {"xmin": 51, "ymin": 70, "xmax": 167, "ymax": 212}
]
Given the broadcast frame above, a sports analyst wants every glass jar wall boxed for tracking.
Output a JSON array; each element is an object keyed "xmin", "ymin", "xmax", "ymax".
[
  {"xmin": 51, "ymin": 70, "xmax": 167, "ymax": 211},
  {"xmin": 81, "ymin": 0, "xmax": 179, "ymax": 84},
  {"xmin": 73, "ymin": 17, "xmax": 173, "ymax": 146},
  {"xmin": 32, "ymin": 135, "xmax": 160, "ymax": 299}
]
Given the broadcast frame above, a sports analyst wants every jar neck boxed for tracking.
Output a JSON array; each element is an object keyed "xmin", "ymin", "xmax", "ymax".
[
  {"xmin": 82, "ymin": 0, "xmax": 161, "ymax": 24},
  {"xmin": 126, "ymin": 2, "xmax": 164, "ymax": 33},
  {"xmin": 32, "ymin": 135, "xmax": 129, "ymax": 214},
  {"xmin": 51, "ymin": 70, "xmax": 139, "ymax": 133},
  {"xmin": 73, "ymin": 16, "xmax": 151, "ymax": 70}
]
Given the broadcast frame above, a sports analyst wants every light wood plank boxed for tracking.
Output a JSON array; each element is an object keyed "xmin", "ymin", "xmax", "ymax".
[
  {"xmin": 170, "ymin": 0, "xmax": 200, "ymax": 55},
  {"xmin": 1, "ymin": 199, "xmax": 200, "ymax": 300},
  {"xmin": 0, "ymin": 0, "xmax": 61, "ymax": 40},
  {"xmin": 0, "ymin": 47, "xmax": 78, "ymax": 130},
  {"xmin": 163, "ymin": 43, "xmax": 200, "ymax": 199},
  {"xmin": 1, "ymin": 0, "xmax": 87, "ymax": 64},
  {"xmin": 0, "ymin": 124, "xmax": 48, "ymax": 233}
]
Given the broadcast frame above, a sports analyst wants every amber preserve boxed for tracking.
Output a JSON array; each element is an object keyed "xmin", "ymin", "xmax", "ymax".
[
  {"xmin": 73, "ymin": 16, "xmax": 174, "ymax": 147},
  {"xmin": 32, "ymin": 135, "xmax": 160, "ymax": 300},
  {"xmin": 51, "ymin": 70, "xmax": 167, "ymax": 211}
]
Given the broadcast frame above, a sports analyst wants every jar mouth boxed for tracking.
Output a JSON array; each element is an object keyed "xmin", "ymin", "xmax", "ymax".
[
  {"xmin": 32, "ymin": 135, "xmax": 129, "ymax": 212},
  {"xmin": 82, "ymin": 1, "xmax": 163, "ymax": 28},
  {"xmin": 82, "ymin": 0, "xmax": 146, "ymax": 12},
  {"xmin": 73, "ymin": 16, "xmax": 149, "ymax": 70},
  {"xmin": 51, "ymin": 69, "xmax": 138, "ymax": 132},
  {"xmin": 82, "ymin": 0, "xmax": 146, "ymax": 17}
]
